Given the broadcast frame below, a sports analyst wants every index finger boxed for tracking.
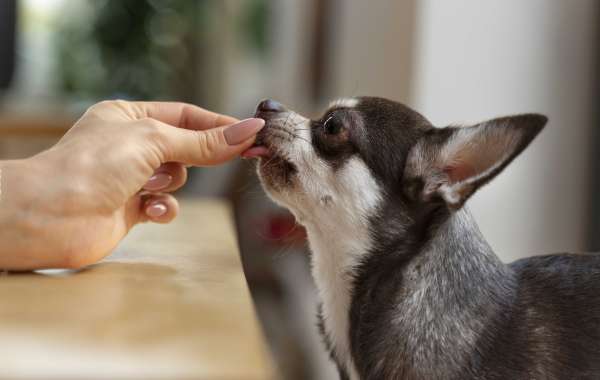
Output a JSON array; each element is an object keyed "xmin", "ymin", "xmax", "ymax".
[{"xmin": 130, "ymin": 101, "xmax": 238, "ymax": 131}]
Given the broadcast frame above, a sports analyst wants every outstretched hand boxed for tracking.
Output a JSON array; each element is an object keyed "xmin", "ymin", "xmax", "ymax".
[{"xmin": 0, "ymin": 101, "xmax": 264, "ymax": 270}]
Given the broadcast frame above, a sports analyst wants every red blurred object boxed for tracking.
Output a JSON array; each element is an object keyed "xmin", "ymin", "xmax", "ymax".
[{"xmin": 260, "ymin": 212, "xmax": 307, "ymax": 246}]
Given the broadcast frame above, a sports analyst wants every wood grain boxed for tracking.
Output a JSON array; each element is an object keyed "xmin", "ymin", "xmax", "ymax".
[{"xmin": 0, "ymin": 199, "xmax": 275, "ymax": 379}]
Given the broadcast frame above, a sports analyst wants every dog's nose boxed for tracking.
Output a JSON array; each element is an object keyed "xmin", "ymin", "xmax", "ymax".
[{"xmin": 257, "ymin": 99, "xmax": 285, "ymax": 113}]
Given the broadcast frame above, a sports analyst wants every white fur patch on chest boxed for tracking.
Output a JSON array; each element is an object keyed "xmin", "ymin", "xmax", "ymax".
[{"xmin": 304, "ymin": 157, "xmax": 382, "ymax": 380}]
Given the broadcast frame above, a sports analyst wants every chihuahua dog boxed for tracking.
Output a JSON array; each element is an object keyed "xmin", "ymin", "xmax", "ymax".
[{"xmin": 244, "ymin": 97, "xmax": 600, "ymax": 380}]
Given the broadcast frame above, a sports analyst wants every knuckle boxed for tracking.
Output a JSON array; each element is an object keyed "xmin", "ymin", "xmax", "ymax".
[
  {"xmin": 197, "ymin": 130, "xmax": 222, "ymax": 155},
  {"xmin": 192, "ymin": 130, "xmax": 231, "ymax": 164},
  {"xmin": 89, "ymin": 100, "xmax": 112, "ymax": 111},
  {"xmin": 137, "ymin": 117, "xmax": 164, "ymax": 138},
  {"xmin": 88, "ymin": 100, "xmax": 117, "ymax": 112},
  {"xmin": 83, "ymin": 102, "xmax": 106, "ymax": 118},
  {"xmin": 86, "ymin": 99, "xmax": 128, "ymax": 118},
  {"xmin": 195, "ymin": 130, "xmax": 208, "ymax": 148}
]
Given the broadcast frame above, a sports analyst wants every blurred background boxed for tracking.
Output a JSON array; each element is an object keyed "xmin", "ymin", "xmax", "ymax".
[{"xmin": 0, "ymin": 0, "xmax": 599, "ymax": 378}]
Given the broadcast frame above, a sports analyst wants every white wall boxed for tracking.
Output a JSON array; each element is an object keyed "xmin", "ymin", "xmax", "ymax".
[
  {"xmin": 266, "ymin": 0, "xmax": 318, "ymax": 113},
  {"xmin": 412, "ymin": 0, "xmax": 599, "ymax": 261},
  {"xmin": 325, "ymin": 0, "xmax": 417, "ymax": 104}
]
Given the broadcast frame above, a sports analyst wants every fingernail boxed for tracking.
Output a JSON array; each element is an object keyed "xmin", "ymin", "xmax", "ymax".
[
  {"xmin": 223, "ymin": 118, "xmax": 265, "ymax": 145},
  {"xmin": 146, "ymin": 202, "xmax": 167, "ymax": 218},
  {"xmin": 144, "ymin": 173, "xmax": 172, "ymax": 191}
]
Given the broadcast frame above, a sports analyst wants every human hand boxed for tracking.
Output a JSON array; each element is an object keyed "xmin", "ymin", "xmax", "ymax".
[{"xmin": 0, "ymin": 101, "xmax": 264, "ymax": 270}]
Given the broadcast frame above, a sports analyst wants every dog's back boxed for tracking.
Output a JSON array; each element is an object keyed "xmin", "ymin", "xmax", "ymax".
[{"xmin": 478, "ymin": 254, "xmax": 600, "ymax": 379}]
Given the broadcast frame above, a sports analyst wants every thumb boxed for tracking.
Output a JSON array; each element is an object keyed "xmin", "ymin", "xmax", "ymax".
[{"xmin": 155, "ymin": 118, "xmax": 265, "ymax": 166}]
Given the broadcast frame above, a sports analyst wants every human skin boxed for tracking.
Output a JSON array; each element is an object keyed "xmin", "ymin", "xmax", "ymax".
[{"xmin": 0, "ymin": 100, "xmax": 264, "ymax": 270}]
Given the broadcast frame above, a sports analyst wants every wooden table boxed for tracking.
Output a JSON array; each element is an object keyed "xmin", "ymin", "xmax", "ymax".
[
  {"xmin": 0, "ymin": 199, "xmax": 275, "ymax": 379},
  {"xmin": 0, "ymin": 115, "xmax": 72, "ymax": 159}
]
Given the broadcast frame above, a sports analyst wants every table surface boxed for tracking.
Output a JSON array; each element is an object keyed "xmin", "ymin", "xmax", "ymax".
[{"xmin": 0, "ymin": 199, "xmax": 275, "ymax": 380}]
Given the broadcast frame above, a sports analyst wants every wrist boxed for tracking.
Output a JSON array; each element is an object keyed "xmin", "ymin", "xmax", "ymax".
[
  {"xmin": 0, "ymin": 158, "xmax": 30, "ymax": 213},
  {"xmin": 0, "ymin": 158, "xmax": 57, "ymax": 270},
  {"xmin": 0, "ymin": 156, "xmax": 45, "ymax": 209}
]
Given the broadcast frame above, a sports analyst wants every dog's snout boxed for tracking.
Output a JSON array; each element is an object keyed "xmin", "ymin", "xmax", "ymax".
[{"xmin": 257, "ymin": 99, "xmax": 285, "ymax": 113}]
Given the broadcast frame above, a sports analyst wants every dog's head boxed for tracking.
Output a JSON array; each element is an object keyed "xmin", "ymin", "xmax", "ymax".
[{"xmin": 246, "ymin": 97, "xmax": 546, "ymax": 230}]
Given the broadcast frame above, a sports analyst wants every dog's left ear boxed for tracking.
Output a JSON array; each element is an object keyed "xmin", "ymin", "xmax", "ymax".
[{"xmin": 405, "ymin": 114, "xmax": 547, "ymax": 209}]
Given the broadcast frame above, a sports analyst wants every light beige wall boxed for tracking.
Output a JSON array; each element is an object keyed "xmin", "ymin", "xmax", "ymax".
[
  {"xmin": 328, "ymin": 0, "xmax": 599, "ymax": 261},
  {"xmin": 325, "ymin": 0, "xmax": 417, "ymax": 104},
  {"xmin": 411, "ymin": 0, "xmax": 599, "ymax": 261},
  {"xmin": 265, "ymin": 0, "xmax": 319, "ymax": 113}
]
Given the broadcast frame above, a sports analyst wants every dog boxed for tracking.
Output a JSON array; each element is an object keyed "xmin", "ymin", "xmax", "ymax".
[{"xmin": 243, "ymin": 97, "xmax": 600, "ymax": 379}]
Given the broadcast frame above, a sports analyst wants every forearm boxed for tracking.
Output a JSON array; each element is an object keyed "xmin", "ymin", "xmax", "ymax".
[{"xmin": 0, "ymin": 159, "xmax": 66, "ymax": 270}]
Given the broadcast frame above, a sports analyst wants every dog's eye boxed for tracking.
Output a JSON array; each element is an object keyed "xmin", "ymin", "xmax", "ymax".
[{"xmin": 323, "ymin": 116, "xmax": 343, "ymax": 135}]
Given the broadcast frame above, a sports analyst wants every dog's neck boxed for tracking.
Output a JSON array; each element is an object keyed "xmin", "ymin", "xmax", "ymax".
[
  {"xmin": 305, "ymin": 206, "xmax": 517, "ymax": 379},
  {"xmin": 302, "ymin": 196, "xmax": 378, "ymax": 380}
]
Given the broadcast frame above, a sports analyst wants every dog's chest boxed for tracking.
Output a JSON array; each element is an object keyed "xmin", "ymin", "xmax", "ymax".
[{"xmin": 307, "ymin": 223, "xmax": 371, "ymax": 380}]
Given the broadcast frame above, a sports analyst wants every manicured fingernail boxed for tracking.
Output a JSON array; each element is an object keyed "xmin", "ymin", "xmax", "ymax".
[
  {"xmin": 144, "ymin": 173, "xmax": 172, "ymax": 191},
  {"xmin": 146, "ymin": 202, "xmax": 167, "ymax": 218},
  {"xmin": 223, "ymin": 118, "xmax": 265, "ymax": 145}
]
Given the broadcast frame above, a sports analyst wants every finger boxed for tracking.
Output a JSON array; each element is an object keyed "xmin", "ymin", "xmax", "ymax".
[
  {"xmin": 130, "ymin": 101, "xmax": 238, "ymax": 131},
  {"xmin": 142, "ymin": 193, "xmax": 179, "ymax": 224},
  {"xmin": 143, "ymin": 162, "xmax": 187, "ymax": 192},
  {"xmin": 154, "ymin": 118, "xmax": 265, "ymax": 166}
]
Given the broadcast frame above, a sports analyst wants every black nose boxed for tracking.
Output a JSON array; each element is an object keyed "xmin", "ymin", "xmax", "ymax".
[{"xmin": 257, "ymin": 99, "xmax": 285, "ymax": 113}]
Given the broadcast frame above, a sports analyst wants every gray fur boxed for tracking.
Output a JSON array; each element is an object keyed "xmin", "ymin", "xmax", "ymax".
[{"xmin": 253, "ymin": 97, "xmax": 600, "ymax": 379}]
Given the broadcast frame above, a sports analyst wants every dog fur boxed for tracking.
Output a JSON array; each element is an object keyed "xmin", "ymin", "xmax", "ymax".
[{"xmin": 252, "ymin": 97, "xmax": 600, "ymax": 380}]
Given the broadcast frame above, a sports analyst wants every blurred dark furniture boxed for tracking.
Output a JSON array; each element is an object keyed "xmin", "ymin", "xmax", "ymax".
[{"xmin": 0, "ymin": 0, "xmax": 16, "ymax": 90}]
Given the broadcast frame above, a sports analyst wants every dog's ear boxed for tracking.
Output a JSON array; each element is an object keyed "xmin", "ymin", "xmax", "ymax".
[{"xmin": 405, "ymin": 114, "xmax": 547, "ymax": 209}]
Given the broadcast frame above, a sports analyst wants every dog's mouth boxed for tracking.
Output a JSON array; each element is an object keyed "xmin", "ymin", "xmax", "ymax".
[
  {"xmin": 242, "ymin": 129, "xmax": 296, "ymax": 172},
  {"xmin": 243, "ymin": 106, "xmax": 298, "ymax": 186},
  {"xmin": 242, "ymin": 145, "xmax": 270, "ymax": 158},
  {"xmin": 241, "ymin": 107, "xmax": 285, "ymax": 161},
  {"xmin": 241, "ymin": 128, "xmax": 271, "ymax": 159},
  {"xmin": 245, "ymin": 136, "xmax": 297, "ymax": 187}
]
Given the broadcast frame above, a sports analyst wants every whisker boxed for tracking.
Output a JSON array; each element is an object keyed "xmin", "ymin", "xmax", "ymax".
[
  {"xmin": 262, "ymin": 153, "xmax": 280, "ymax": 167},
  {"xmin": 291, "ymin": 118, "xmax": 308, "ymax": 128},
  {"xmin": 282, "ymin": 112, "xmax": 292, "ymax": 130},
  {"xmin": 293, "ymin": 135, "xmax": 311, "ymax": 144},
  {"xmin": 271, "ymin": 127, "xmax": 312, "ymax": 145}
]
